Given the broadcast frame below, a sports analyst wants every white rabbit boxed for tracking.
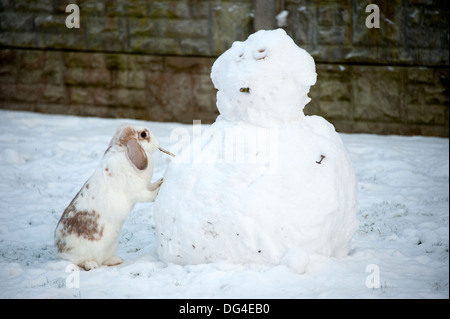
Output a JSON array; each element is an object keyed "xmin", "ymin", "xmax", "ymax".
[{"xmin": 54, "ymin": 124, "xmax": 163, "ymax": 270}]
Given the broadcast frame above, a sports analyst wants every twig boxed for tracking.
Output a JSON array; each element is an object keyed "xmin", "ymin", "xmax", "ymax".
[
  {"xmin": 316, "ymin": 154, "xmax": 325, "ymax": 164},
  {"xmin": 158, "ymin": 147, "xmax": 175, "ymax": 157}
]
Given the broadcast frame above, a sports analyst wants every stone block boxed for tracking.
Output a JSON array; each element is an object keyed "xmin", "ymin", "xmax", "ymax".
[
  {"xmin": 63, "ymin": 51, "xmax": 105, "ymax": 69},
  {"xmin": 64, "ymin": 68, "xmax": 111, "ymax": 87},
  {"xmin": 192, "ymin": 74, "xmax": 217, "ymax": 119},
  {"xmin": 181, "ymin": 38, "xmax": 211, "ymax": 56},
  {"xmin": 164, "ymin": 56, "xmax": 214, "ymax": 74},
  {"xmin": 285, "ymin": 4, "xmax": 315, "ymax": 46},
  {"xmin": 422, "ymin": 8, "xmax": 448, "ymax": 29},
  {"xmin": 84, "ymin": 16, "xmax": 120, "ymax": 33},
  {"xmin": 14, "ymin": 0, "xmax": 53, "ymax": 12},
  {"xmin": 104, "ymin": 53, "xmax": 128, "ymax": 71},
  {"xmin": 42, "ymin": 51, "xmax": 65, "ymax": 85},
  {"xmin": 92, "ymin": 87, "xmax": 117, "ymax": 106},
  {"xmin": 79, "ymin": 0, "xmax": 106, "ymax": 16},
  {"xmin": 144, "ymin": 72, "xmax": 194, "ymax": 122},
  {"xmin": 116, "ymin": 88, "xmax": 147, "ymax": 108},
  {"xmin": 126, "ymin": 0, "xmax": 148, "ymax": 18},
  {"xmin": 18, "ymin": 50, "xmax": 45, "ymax": 70},
  {"xmin": 161, "ymin": 19, "xmax": 209, "ymax": 38},
  {"xmin": 317, "ymin": 6, "xmax": 335, "ymax": 26},
  {"xmin": 318, "ymin": 26, "xmax": 350, "ymax": 45},
  {"xmin": 17, "ymin": 69, "xmax": 45, "ymax": 84},
  {"xmin": 0, "ymin": 64, "xmax": 16, "ymax": 84},
  {"xmin": 0, "ymin": 83, "xmax": 16, "ymax": 100},
  {"xmin": 128, "ymin": 17, "xmax": 159, "ymax": 37},
  {"xmin": 130, "ymin": 55, "xmax": 164, "ymax": 72},
  {"xmin": 85, "ymin": 17, "xmax": 128, "ymax": 51},
  {"xmin": 69, "ymin": 87, "xmax": 94, "ymax": 105},
  {"xmin": 189, "ymin": 1, "xmax": 210, "ymax": 19},
  {"xmin": 407, "ymin": 67, "xmax": 435, "ymax": 84},
  {"xmin": 12, "ymin": 32, "xmax": 38, "ymax": 48},
  {"xmin": 129, "ymin": 36, "xmax": 182, "ymax": 55},
  {"xmin": 34, "ymin": 14, "xmax": 68, "ymax": 33},
  {"xmin": 350, "ymin": 121, "xmax": 411, "ymax": 136},
  {"xmin": 0, "ymin": 13, "xmax": 34, "ymax": 32},
  {"xmin": 0, "ymin": 32, "xmax": 12, "ymax": 46},
  {"xmin": 303, "ymin": 100, "xmax": 321, "ymax": 117},
  {"xmin": 309, "ymin": 64, "xmax": 353, "ymax": 120},
  {"xmin": 406, "ymin": 68, "xmax": 449, "ymax": 109},
  {"xmin": 105, "ymin": 0, "xmax": 127, "ymax": 17},
  {"xmin": 317, "ymin": 4, "xmax": 351, "ymax": 26},
  {"xmin": 40, "ymin": 31, "xmax": 86, "ymax": 51},
  {"xmin": 211, "ymin": 1, "xmax": 253, "ymax": 55},
  {"xmin": 42, "ymin": 84, "xmax": 67, "ymax": 104},
  {"xmin": 0, "ymin": 0, "xmax": 12, "ymax": 11},
  {"xmin": 13, "ymin": 84, "xmax": 44, "ymax": 103},
  {"xmin": 147, "ymin": 1, "xmax": 191, "ymax": 19},
  {"xmin": 114, "ymin": 70, "xmax": 146, "ymax": 89},
  {"xmin": 406, "ymin": 103, "xmax": 448, "ymax": 126},
  {"xmin": 353, "ymin": 66, "xmax": 404, "ymax": 122},
  {"xmin": 0, "ymin": 49, "xmax": 16, "ymax": 66}
]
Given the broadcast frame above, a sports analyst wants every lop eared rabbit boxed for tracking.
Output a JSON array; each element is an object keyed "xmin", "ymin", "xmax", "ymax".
[{"xmin": 55, "ymin": 124, "xmax": 163, "ymax": 270}]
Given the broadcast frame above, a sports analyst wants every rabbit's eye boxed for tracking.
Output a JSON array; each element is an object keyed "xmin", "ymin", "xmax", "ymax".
[{"xmin": 140, "ymin": 131, "xmax": 147, "ymax": 138}]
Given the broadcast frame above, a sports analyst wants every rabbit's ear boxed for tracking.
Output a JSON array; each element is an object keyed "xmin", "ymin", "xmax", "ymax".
[{"xmin": 126, "ymin": 138, "xmax": 148, "ymax": 170}]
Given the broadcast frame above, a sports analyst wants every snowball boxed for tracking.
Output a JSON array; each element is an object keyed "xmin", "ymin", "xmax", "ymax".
[
  {"xmin": 280, "ymin": 247, "xmax": 310, "ymax": 274},
  {"xmin": 153, "ymin": 29, "xmax": 359, "ymax": 268}
]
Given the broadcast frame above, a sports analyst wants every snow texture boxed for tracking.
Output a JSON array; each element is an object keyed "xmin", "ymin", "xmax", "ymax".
[
  {"xmin": 276, "ymin": 10, "xmax": 289, "ymax": 28},
  {"xmin": 154, "ymin": 29, "xmax": 359, "ymax": 268},
  {"xmin": 0, "ymin": 110, "xmax": 448, "ymax": 298}
]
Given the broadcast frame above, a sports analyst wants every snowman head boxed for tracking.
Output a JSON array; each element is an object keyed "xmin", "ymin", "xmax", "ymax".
[{"xmin": 211, "ymin": 29, "xmax": 317, "ymax": 127}]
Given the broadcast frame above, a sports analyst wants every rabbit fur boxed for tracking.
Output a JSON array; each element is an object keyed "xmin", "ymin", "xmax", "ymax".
[{"xmin": 54, "ymin": 124, "xmax": 163, "ymax": 270}]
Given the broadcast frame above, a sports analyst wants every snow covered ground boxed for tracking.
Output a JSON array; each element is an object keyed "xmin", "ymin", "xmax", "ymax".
[{"xmin": 0, "ymin": 109, "xmax": 448, "ymax": 299}]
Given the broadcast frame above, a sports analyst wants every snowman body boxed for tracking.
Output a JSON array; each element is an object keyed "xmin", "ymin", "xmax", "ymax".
[{"xmin": 153, "ymin": 29, "xmax": 359, "ymax": 269}]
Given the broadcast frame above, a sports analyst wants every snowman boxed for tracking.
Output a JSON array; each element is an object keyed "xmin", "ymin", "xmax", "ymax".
[{"xmin": 153, "ymin": 29, "xmax": 359, "ymax": 272}]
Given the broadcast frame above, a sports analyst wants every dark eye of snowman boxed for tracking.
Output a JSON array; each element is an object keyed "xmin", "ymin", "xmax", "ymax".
[{"xmin": 254, "ymin": 48, "xmax": 267, "ymax": 60}]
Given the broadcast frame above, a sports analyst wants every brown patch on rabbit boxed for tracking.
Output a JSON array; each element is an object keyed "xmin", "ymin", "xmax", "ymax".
[
  {"xmin": 55, "ymin": 236, "xmax": 71, "ymax": 253},
  {"xmin": 58, "ymin": 205, "xmax": 104, "ymax": 243},
  {"xmin": 117, "ymin": 126, "xmax": 135, "ymax": 147}
]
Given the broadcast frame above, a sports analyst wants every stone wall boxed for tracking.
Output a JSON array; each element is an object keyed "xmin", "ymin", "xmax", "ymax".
[
  {"xmin": 285, "ymin": 0, "xmax": 449, "ymax": 136},
  {"xmin": 0, "ymin": 49, "xmax": 218, "ymax": 122},
  {"xmin": 0, "ymin": 0, "xmax": 448, "ymax": 136}
]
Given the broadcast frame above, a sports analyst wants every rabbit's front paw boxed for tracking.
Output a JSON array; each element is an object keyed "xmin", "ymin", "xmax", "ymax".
[{"xmin": 149, "ymin": 177, "xmax": 163, "ymax": 191}]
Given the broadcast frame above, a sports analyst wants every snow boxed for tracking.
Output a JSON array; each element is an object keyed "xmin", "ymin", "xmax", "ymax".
[
  {"xmin": 210, "ymin": 29, "xmax": 316, "ymax": 126},
  {"xmin": 0, "ymin": 109, "xmax": 448, "ymax": 298},
  {"xmin": 154, "ymin": 29, "xmax": 359, "ymax": 268},
  {"xmin": 276, "ymin": 10, "xmax": 289, "ymax": 28}
]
